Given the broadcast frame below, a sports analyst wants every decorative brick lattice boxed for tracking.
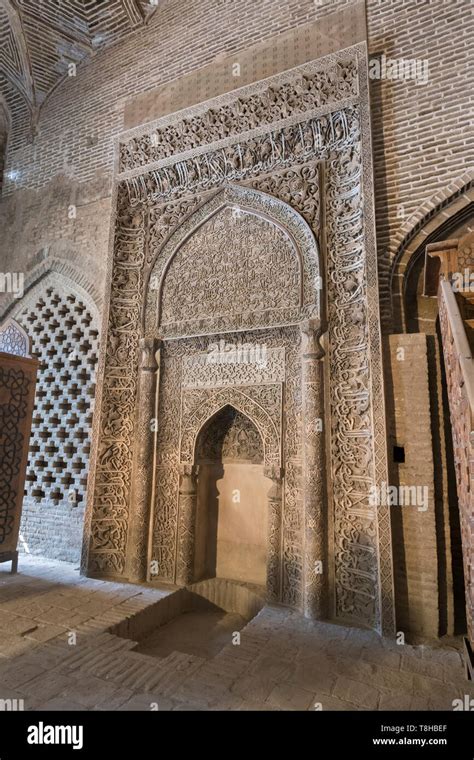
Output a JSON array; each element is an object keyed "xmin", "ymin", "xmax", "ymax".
[{"xmin": 12, "ymin": 284, "xmax": 100, "ymax": 560}]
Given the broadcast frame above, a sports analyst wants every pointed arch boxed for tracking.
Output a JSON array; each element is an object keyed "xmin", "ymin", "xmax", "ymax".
[
  {"xmin": 0, "ymin": 256, "xmax": 102, "ymax": 324},
  {"xmin": 180, "ymin": 387, "xmax": 281, "ymax": 469},
  {"xmin": 1, "ymin": 260, "xmax": 102, "ymax": 563},
  {"xmin": 195, "ymin": 404, "xmax": 264, "ymax": 464},
  {"xmin": 143, "ymin": 183, "xmax": 320, "ymax": 336},
  {"xmin": 388, "ymin": 173, "xmax": 474, "ymax": 332},
  {"xmin": 177, "ymin": 390, "xmax": 282, "ymax": 595},
  {"xmin": 0, "ymin": 317, "xmax": 30, "ymax": 356}
]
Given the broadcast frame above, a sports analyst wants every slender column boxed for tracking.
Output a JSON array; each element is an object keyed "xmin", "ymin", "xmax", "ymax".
[
  {"xmin": 264, "ymin": 464, "xmax": 283, "ymax": 603},
  {"xmin": 301, "ymin": 318, "xmax": 327, "ymax": 619},
  {"xmin": 126, "ymin": 337, "xmax": 160, "ymax": 582},
  {"xmin": 176, "ymin": 463, "xmax": 199, "ymax": 586}
]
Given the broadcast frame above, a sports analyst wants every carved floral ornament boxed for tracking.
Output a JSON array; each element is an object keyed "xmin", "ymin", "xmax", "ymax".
[
  {"xmin": 144, "ymin": 184, "xmax": 321, "ymax": 339},
  {"xmin": 118, "ymin": 58, "xmax": 359, "ymax": 174},
  {"xmin": 86, "ymin": 44, "xmax": 395, "ymax": 635}
]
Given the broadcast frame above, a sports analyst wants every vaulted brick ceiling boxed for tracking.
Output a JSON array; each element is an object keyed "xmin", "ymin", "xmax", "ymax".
[{"xmin": 0, "ymin": 0, "xmax": 158, "ymax": 140}]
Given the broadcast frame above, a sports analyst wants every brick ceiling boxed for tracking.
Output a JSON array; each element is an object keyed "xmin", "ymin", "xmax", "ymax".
[{"xmin": 0, "ymin": 0, "xmax": 159, "ymax": 139}]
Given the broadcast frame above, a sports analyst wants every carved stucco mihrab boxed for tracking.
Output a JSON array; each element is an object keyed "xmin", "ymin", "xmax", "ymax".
[
  {"xmin": 85, "ymin": 43, "xmax": 395, "ymax": 635},
  {"xmin": 151, "ymin": 327, "xmax": 302, "ymax": 607}
]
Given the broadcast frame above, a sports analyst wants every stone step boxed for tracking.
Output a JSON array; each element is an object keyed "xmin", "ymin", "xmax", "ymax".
[
  {"xmin": 137, "ymin": 652, "xmax": 206, "ymax": 695},
  {"xmin": 63, "ymin": 649, "xmax": 120, "ymax": 674}
]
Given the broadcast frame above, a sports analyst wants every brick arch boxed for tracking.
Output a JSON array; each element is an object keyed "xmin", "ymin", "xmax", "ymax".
[
  {"xmin": 388, "ymin": 172, "xmax": 474, "ymax": 332},
  {"xmin": 0, "ymin": 256, "xmax": 102, "ymax": 323},
  {"xmin": 1, "ymin": 265, "xmax": 102, "ymax": 563}
]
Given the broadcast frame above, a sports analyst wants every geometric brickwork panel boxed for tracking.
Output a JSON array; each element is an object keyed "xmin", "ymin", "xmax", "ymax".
[{"xmin": 10, "ymin": 281, "xmax": 100, "ymax": 562}]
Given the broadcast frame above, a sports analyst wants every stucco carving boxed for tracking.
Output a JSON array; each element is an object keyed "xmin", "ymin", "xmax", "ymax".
[
  {"xmin": 145, "ymin": 183, "xmax": 320, "ymax": 338},
  {"xmin": 149, "ymin": 328, "xmax": 301, "ymax": 600},
  {"xmin": 88, "ymin": 44, "xmax": 394, "ymax": 633},
  {"xmin": 160, "ymin": 207, "xmax": 300, "ymax": 331},
  {"xmin": 119, "ymin": 58, "xmax": 358, "ymax": 173},
  {"xmin": 122, "ymin": 109, "xmax": 357, "ymax": 207},
  {"xmin": 180, "ymin": 385, "xmax": 282, "ymax": 468},
  {"xmin": 182, "ymin": 347, "xmax": 285, "ymax": 388},
  {"xmin": 196, "ymin": 407, "xmax": 264, "ymax": 464}
]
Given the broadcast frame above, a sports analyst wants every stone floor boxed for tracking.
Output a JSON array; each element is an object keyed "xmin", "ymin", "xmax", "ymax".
[
  {"xmin": 135, "ymin": 609, "xmax": 247, "ymax": 660},
  {"xmin": 0, "ymin": 556, "xmax": 472, "ymax": 711}
]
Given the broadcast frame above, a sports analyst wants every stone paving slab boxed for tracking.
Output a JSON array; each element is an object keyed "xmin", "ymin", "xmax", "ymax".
[{"xmin": 0, "ymin": 556, "xmax": 472, "ymax": 712}]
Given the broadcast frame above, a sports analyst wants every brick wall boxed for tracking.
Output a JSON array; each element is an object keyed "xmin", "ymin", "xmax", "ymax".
[
  {"xmin": 0, "ymin": 173, "xmax": 111, "ymax": 293},
  {"xmin": 19, "ymin": 497, "xmax": 86, "ymax": 565},
  {"xmin": 367, "ymin": 0, "xmax": 474, "ymax": 327},
  {"xmin": 387, "ymin": 334, "xmax": 439, "ymax": 637},
  {"xmin": 2, "ymin": 0, "xmax": 357, "ymax": 192}
]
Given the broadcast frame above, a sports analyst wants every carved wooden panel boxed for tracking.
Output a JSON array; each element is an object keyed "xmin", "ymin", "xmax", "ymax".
[
  {"xmin": 438, "ymin": 285, "xmax": 474, "ymax": 646},
  {"xmin": 0, "ymin": 352, "xmax": 37, "ymax": 556}
]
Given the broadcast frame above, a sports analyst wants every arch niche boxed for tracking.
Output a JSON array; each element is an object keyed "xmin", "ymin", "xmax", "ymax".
[
  {"xmin": 130, "ymin": 184, "xmax": 325, "ymax": 618},
  {"xmin": 193, "ymin": 404, "xmax": 270, "ymax": 588},
  {"xmin": 387, "ymin": 188, "xmax": 474, "ymax": 637},
  {"xmin": 177, "ymin": 388, "xmax": 282, "ymax": 601}
]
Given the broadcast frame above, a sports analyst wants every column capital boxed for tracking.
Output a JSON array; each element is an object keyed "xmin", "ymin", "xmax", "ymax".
[
  {"xmin": 179, "ymin": 462, "xmax": 199, "ymax": 478},
  {"xmin": 138, "ymin": 336, "xmax": 161, "ymax": 371},
  {"xmin": 300, "ymin": 318, "xmax": 325, "ymax": 359}
]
